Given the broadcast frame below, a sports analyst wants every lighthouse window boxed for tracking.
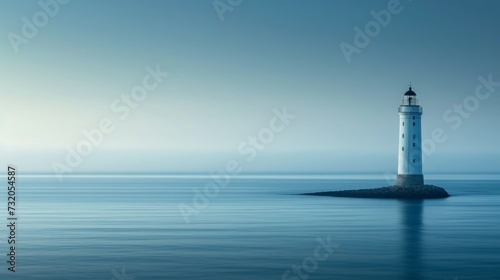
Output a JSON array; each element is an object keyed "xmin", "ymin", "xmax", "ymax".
[
  {"xmin": 402, "ymin": 122, "xmax": 404, "ymax": 126},
  {"xmin": 413, "ymin": 122, "xmax": 415, "ymax": 126},
  {"xmin": 413, "ymin": 159, "xmax": 416, "ymax": 163},
  {"xmin": 413, "ymin": 143, "xmax": 416, "ymax": 147},
  {"xmin": 402, "ymin": 134, "xmax": 404, "ymax": 138},
  {"xmin": 413, "ymin": 116, "xmax": 415, "ymax": 120},
  {"xmin": 402, "ymin": 147, "xmax": 404, "ymax": 151}
]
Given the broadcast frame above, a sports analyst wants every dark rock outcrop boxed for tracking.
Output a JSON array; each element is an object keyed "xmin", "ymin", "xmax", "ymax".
[{"xmin": 303, "ymin": 185, "xmax": 450, "ymax": 199}]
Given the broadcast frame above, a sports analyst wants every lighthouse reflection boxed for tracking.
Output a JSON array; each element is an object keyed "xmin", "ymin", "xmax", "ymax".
[{"xmin": 399, "ymin": 200, "xmax": 424, "ymax": 280}]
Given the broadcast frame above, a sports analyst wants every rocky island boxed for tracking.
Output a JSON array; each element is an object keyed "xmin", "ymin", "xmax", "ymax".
[{"xmin": 303, "ymin": 185, "xmax": 450, "ymax": 199}]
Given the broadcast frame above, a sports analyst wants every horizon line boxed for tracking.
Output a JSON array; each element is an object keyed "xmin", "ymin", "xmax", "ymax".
[{"xmin": 3, "ymin": 173, "xmax": 500, "ymax": 180}]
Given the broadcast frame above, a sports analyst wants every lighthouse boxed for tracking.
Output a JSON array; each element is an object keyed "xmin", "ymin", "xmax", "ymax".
[{"xmin": 397, "ymin": 86, "xmax": 424, "ymax": 187}]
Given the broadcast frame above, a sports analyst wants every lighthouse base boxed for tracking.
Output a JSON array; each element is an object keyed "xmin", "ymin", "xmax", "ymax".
[{"xmin": 397, "ymin": 174, "xmax": 424, "ymax": 187}]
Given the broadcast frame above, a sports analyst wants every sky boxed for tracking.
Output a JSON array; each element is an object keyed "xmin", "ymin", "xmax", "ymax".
[{"xmin": 1, "ymin": 0, "xmax": 499, "ymax": 174}]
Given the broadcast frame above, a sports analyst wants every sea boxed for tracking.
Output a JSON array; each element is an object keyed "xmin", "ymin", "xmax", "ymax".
[{"xmin": 1, "ymin": 174, "xmax": 499, "ymax": 280}]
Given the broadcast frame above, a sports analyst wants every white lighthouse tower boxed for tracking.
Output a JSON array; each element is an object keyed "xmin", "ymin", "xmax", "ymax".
[{"xmin": 397, "ymin": 86, "xmax": 424, "ymax": 186}]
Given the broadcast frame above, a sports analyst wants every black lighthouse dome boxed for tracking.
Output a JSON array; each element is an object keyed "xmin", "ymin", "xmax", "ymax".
[{"xmin": 404, "ymin": 87, "xmax": 416, "ymax": 96}]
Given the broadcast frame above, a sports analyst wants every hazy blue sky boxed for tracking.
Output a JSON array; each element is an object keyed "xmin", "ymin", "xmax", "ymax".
[{"xmin": 1, "ymin": 0, "xmax": 499, "ymax": 174}]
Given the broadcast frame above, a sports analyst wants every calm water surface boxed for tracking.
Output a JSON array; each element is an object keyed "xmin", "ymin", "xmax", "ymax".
[{"xmin": 2, "ymin": 176, "xmax": 499, "ymax": 279}]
